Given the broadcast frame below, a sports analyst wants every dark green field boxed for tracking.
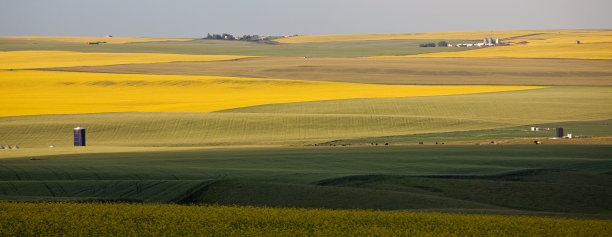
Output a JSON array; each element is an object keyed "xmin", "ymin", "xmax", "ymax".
[{"xmin": 1, "ymin": 145, "xmax": 611, "ymax": 218}]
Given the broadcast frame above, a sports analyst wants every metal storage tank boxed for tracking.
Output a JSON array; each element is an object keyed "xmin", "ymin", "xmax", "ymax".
[
  {"xmin": 74, "ymin": 126, "xmax": 86, "ymax": 146},
  {"xmin": 556, "ymin": 127, "xmax": 564, "ymax": 138}
]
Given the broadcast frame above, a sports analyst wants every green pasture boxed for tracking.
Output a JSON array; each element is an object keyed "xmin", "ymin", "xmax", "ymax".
[
  {"xmin": 0, "ymin": 38, "xmax": 473, "ymax": 57},
  {"xmin": 337, "ymin": 119, "xmax": 612, "ymax": 145},
  {"xmin": 0, "ymin": 145, "xmax": 610, "ymax": 217}
]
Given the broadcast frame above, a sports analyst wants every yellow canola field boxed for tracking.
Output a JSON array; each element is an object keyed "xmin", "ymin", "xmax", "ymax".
[
  {"xmin": 0, "ymin": 70, "xmax": 543, "ymax": 117},
  {"xmin": 2, "ymin": 202, "xmax": 610, "ymax": 236},
  {"xmin": 0, "ymin": 51, "xmax": 250, "ymax": 69},
  {"xmin": 375, "ymin": 30, "xmax": 612, "ymax": 59},
  {"xmin": 277, "ymin": 30, "xmax": 612, "ymax": 59},
  {"xmin": 394, "ymin": 42, "xmax": 612, "ymax": 59},
  {"xmin": 1, "ymin": 36, "xmax": 194, "ymax": 44},
  {"xmin": 275, "ymin": 30, "xmax": 612, "ymax": 44}
]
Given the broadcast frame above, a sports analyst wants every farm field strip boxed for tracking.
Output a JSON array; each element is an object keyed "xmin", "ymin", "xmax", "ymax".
[
  {"xmin": 370, "ymin": 30, "xmax": 612, "ymax": 59},
  {"xmin": 274, "ymin": 30, "xmax": 552, "ymax": 43},
  {"xmin": 0, "ymin": 50, "xmax": 250, "ymax": 69},
  {"xmin": 0, "ymin": 36, "xmax": 195, "ymax": 44},
  {"xmin": 334, "ymin": 119, "xmax": 612, "ymax": 146},
  {"xmin": 2, "ymin": 145, "xmax": 610, "ymax": 182},
  {"xmin": 2, "ymin": 202, "xmax": 610, "ymax": 236},
  {"xmin": 224, "ymin": 86, "xmax": 611, "ymax": 121},
  {"xmin": 0, "ymin": 120, "xmax": 610, "ymax": 159},
  {"xmin": 0, "ymin": 145, "xmax": 610, "ymax": 215},
  {"xmin": 0, "ymin": 112, "xmax": 525, "ymax": 149},
  {"xmin": 391, "ymin": 41, "xmax": 612, "ymax": 60},
  {"xmin": 55, "ymin": 57, "xmax": 612, "ymax": 86},
  {"xmin": 0, "ymin": 146, "xmax": 236, "ymax": 160},
  {"xmin": 0, "ymin": 87, "xmax": 609, "ymax": 150},
  {"xmin": 0, "ymin": 70, "xmax": 542, "ymax": 117},
  {"xmin": 274, "ymin": 30, "xmax": 610, "ymax": 44},
  {"xmin": 0, "ymin": 38, "xmax": 476, "ymax": 58}
]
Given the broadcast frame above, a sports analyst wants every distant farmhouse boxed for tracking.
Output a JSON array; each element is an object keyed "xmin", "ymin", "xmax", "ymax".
[{"xmin": 448, "ymin": 32, "xmax": 501, "ymax": 47}]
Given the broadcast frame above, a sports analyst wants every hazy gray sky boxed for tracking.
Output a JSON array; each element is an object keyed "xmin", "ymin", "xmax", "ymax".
[{"xmin": 1, "ymin": 0, "xmax": 611, "ymax": 37}]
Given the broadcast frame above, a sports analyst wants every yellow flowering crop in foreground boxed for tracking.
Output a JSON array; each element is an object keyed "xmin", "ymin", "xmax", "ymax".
[
  {"xmin": 1, "ymin": 202, "xmax": 610, "ymax": 236},
  {"xmin": 0, "ymin": 51, "xmax": 250, "ymax": 69},
  {"xmin": 0, "ymin": 70, "xmax": 543, "ymax": 117},
  {"xmin": 1, "ymin": 36, "xmax": 194, "ymax": 44}
]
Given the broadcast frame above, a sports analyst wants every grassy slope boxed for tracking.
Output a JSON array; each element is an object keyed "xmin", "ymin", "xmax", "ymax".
[
  {"xmin": 0, "ymin": 38, "xmax": 473, "ymax": 58},
  {"xmin": 0, "ymin": 87, "xmax": 610, "ymax": 148},
  {"xmin": 3, "ymin": 145, "xmax": 610, "ymax": 183},
  {"xmin": 316, "ymin": 171, "xmax": 612, "ymax": 214},
  {"xmin": 52, "ymin": 57, "xmax": 612, "ymax": 86},
  {"xmin": 0, "ymin": 145, "xmax": 611, "ymax": 215},
  {"xmin": 224, "ymin": 86, "xmax": 610, "ymax": 122}
]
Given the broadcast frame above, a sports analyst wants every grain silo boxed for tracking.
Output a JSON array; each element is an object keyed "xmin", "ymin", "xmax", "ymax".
[
  {"xmin": 556, "ymin": 127, "xmax": 564, "ymax": 138},
  {"xmin": 74, "ymin": 126, "xmax": 86, "ymax": 146}
]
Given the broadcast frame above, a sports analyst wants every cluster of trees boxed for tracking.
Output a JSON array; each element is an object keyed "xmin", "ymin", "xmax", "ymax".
[
  {"xmin": 205, "ymin": 33, "xmax": 235, "ymax": 40},
  {"xmin": 204, "ymin": 33, "xmax": 264, "ymax": 41},
  {"xmin": 419, "ymin": 42, "xmax": 436, "ymax": 47},
  {"xmin": 239, "ymin": 35, "xmax": 263, "ymax": 41},
  {"xmin": 419, "ymin": 41, "xmax": 449, "ymax": 47}
]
